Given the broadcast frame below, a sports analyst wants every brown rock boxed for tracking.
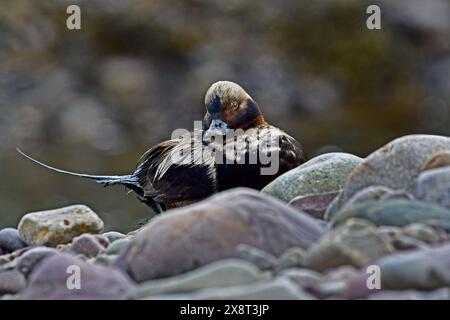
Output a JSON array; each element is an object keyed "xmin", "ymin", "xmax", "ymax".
[
  {"xmin": 0, "ymin": 270, "xmax": 27, "ymax": 295},
  {"xmin": 21, "ymin": 253, "xmax": 134, "ymax": 299},
  {"xmin": 289, "ymin": 191, "xmax": 339, "ymax": 219},
  {"xmin": 116, "ymin": 188, "xmax": 325, "ymax": 282}
]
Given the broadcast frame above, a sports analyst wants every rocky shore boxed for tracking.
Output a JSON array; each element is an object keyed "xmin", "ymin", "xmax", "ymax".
[{"xmin": 1, "ymin": 134, "xmax": 450, "ymax": 300}]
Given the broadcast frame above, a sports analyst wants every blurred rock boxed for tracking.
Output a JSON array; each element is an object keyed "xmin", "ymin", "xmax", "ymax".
[
  {"xmin": 279, "ymin": 268, "xmax": 322, "ymax": 291},
  {"xmin": 305, "ymin": 219, "xmax": 394, "ymax": 272},
  {"xmin": 328, "ymin": 135, "xmax": 450, "ymax": 218},
  {"xmin": 116, "ymin": 188, "xmax": 324, "ymax": 282},
  {"xmin": 289, "ymin": 191, "xmax": 339, "ymax": 219},
  {"xmin": 105, "ymin": 238, "xmax": 131, "ymax": 256},
  {"xmin": 18, "ymin": 205, "xmax": 104, "ymax": 247},
  {"xmin": 234, "ymin": 244, "xmax": 277, "ymax": 271},
  {"xmin": 102, "ymin": 231, "xmax": 127, "ymax": 243},
  {"xmin": 21, "ymin": 253, "xmax": 134, "ymax": 299},
  {"xmin": 145, "ymin": 277, "xmax": 315, "ymax": 300},
  {"xmin": 346, "ymin": 243, "xmax": 450, "ymax": 298},
  {"xmin": 276, "ymin": 247, "xmax": 305, "ymax": 272},
  {"xmin": 0, "ymin": 270, "xmax": 27, "ymax": 296},
  {"xmin": 331, "ymin": 200, "xmax": 450, "ymax": 229},
  {"xmin": 368, "ymin": 288, "xmax": 450, "ymax": 300},
  {"xmin": 416, "ymin": 166, "xmax": 450, "ymax": 209},
  {"xmin": 0, "ymin": 228, "xmax": 27, "ymax": 253},
  {"xmin": 133, "ymin": 259, "xmax": 269, "ymax": 299},
  {"xmin": 16, "ymin": 247, "xmax": 59, "ymax": 278},
  {"xmin": 262, "ymin": 153, "xmax": 362, "ymax": 203},
  {"xmin": 70, "ymin": 234, "xmax": 109, "ymax": 258}
]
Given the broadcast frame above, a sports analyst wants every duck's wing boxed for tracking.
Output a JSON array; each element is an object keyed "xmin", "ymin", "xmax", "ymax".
[{"xmin": 134, "ymin": 132, "xmax": 217, "ymax": 205}]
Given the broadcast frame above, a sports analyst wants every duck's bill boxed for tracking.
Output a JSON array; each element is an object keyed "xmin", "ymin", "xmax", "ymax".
[{"xmin": 203, "ymin": 119, "xmax": 231, "ymax": 141}]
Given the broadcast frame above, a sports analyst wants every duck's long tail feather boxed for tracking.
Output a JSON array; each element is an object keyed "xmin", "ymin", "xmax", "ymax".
[{"xmin": 16, "ymin": 148, "xmax": 139, "ymax": 187}]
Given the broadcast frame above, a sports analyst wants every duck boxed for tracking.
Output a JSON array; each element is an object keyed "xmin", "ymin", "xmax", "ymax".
[{"xmin": 18, "ymin": 81, "xmax": 307, "ymax": 213}]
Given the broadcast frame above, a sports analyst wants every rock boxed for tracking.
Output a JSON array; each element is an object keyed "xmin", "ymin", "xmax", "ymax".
[
  {"xmin": 305, "ymin": 219, "xmax": 394, "ymax": 272},
  {"xmin": 21, "ymin": 253, "xmax": 134, "ymax": 299},
  {"xmin": 262, "ymin": 153, "xmax": 362, "ymax": 203},
  {"xmin": 116, "ymin": 188, "xmax": 324, "ymax": 282},
  {"xmin": 145, "ymin": 277, "xmax": 315, "ymax": 300},
  {"xmin": 368, "ymin": 288, "xmax": 450, "ymax": 300},
  {"xmin": 416, "ymin": 166, "xmax": 450, "ymax": 209},
  {"xmin": 421, "ymin": 151, "xmax": 450, "ymax": 171},
  {"xmin": 289, "ymin": 191, "xmax": 339, "ymax": 219},
  {"xmin": 94, "ymin": 254, "xmax": 119, "ymax": 266},
  {"xmin": 279, "ymin": 268, "xmax": 322, "ymax": 291},
  {"xmin": 72, "ymin": 234, "xmax": 109, "ymax": 256},
  {"xmin": 18, "ymin": 205, "xmax": 104, "ymax": 247},
  {"xmin": 331, "ymin": 199, "xmax": 450, "ymax": 229},
  {"xmin": 346, "ymin": 243, "xmax": 450, "ymax": 298},
  {"xmin": 327, "ymin": 135, "xmax": 450, "ymax": 219},
  {"xmin": 16, "ymin": 247, "xmax": 59, "ymax": 278},
  {"xmin": 315, "ymin": 266, "xmax": 360, "ymax": 298},
  {"xmin": 102, "ymin": 231, "xmax": 126, "ymax": 243},
  {"xmin": 133, "ymin": 259, "xmax": 270, "ymax": 299},
  {"xmin": 235, "ymin": 244, "xmax": 277, "ymax": 271},
  {"xmin": 376, "ymin": 222, "xmax": 450, "ymax": 252},
  {"xmin": 0, "ymin": 270, "xmax": 26, "ymax": 295},
  {"xmin": 0, "ymin": 228, "xmax": 27, "ymax": 253},
  {"xmin": 276, "ymin": 247, "xmax": 305, "ymax": 272},
  {"xmin": 105, "ymin": 238, "xmax": 131, "ymax": 255},
  {"xmin": 401, "ymin": 223, "xmax": 450, "ymax": 244},
  {"xmin": 377, "ymin": 244, "xmax": 450, "ymax": 290},
  {"xmin": 70, "ymin": 234, "xmax": 109, "ymax": 258}
]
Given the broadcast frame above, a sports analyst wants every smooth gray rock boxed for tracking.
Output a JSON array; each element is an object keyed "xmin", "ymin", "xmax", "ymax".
[
  {"xmin": 328, "ymin": 135, "xmax": 450, "ymax": 219},
  {"xmin": 262, "ymin": 153, "xmax": 362, "ymax": 203},
  {"xmin": 0, "ymin": 228, "xmax": 27, "ymax": 253}
]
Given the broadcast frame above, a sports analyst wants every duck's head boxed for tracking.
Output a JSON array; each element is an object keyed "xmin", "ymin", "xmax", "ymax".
[{"xmin": 203, "ymin": 81, "xmax": 265, "ymax": 141}]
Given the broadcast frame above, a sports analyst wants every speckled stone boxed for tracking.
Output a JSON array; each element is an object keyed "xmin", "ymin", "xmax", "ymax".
[
  {"xmin": 328, "ymin": 135, "xmax": 450, "ymax": 218},
  {"xmin": 421, "ymin": 151, "xmax": 450, "ymax": 171},
  {"xmin": 18, "ymin": 205, "xmax": 104, "ymax": 247},
  {"xmin": 262, "ymin": 153, "xmax": 362, "ymax": 203}
]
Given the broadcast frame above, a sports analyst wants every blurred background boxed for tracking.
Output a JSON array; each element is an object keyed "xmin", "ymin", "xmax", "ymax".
[{"xmin": 0, "ymin": 0, "xmax": 449, "ymax": 232}]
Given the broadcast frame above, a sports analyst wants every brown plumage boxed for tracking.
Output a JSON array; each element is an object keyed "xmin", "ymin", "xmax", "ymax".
[{"xmin": 18, "ymin": 81, "xmax": 307, "ymax": 213}]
